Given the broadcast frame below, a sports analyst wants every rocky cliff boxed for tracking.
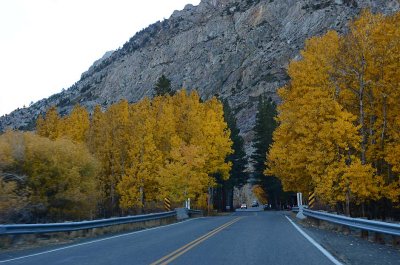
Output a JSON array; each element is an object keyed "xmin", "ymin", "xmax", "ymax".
[{"xmin": 1, "ymin": 0, "xmax": 398, "ymax": 154}]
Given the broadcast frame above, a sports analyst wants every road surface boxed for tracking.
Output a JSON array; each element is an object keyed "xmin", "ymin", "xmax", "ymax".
[{"xmin": 0, "ymin": 210, "xmax": 339, "ymax": 265}]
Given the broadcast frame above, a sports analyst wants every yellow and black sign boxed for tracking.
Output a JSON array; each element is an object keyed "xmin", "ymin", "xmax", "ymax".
[
  {"xmin": 164, "ymin": 197, "xmax": 171, "ymax": 211},
  {"xmin": 308, "ymin": 192, "xmax": 315, "ymax": 209}
]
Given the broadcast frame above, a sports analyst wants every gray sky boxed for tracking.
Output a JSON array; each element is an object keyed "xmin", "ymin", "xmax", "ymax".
[{"xmin": 0, "ymin": 0, "xmax": 201, "ymax": 116}]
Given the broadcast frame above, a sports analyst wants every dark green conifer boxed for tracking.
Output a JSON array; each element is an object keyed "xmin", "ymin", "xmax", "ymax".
[
  {"xmin": 214, "ymin": 101, "xmax": 248, "ymax": 211},
  {"xmin": 154, "ymin": 75, "xmax": 174, "ymax": 96},
  {"xmin": 251, "ymin": 96, "xmax": 293, "ymax": 209},
  {"xmin": 223, "ymin": 101, "xmax": 248, "ymax": 189}
]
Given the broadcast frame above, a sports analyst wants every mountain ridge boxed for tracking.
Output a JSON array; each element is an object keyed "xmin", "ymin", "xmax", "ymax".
[{"xmin": 1, "ymin": 0, "xmax": 399, "ymax": 154}]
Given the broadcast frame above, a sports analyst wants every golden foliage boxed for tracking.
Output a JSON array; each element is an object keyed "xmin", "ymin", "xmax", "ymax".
[
  {"xmin": 121, "ymin": 91, "xmax": 231, "ymax": 210},
  {"xmin": 36, "ymin": 106, "xmax": 61, "ymax": 140},
  {"xmin": 85, "ymin": 90, "xmax": 232, "ymax": 211},
  {"xmin": 267, "ymin": 10, "xmax": 400, "ymax": 210},
  {"xmin": 0, "ymin": 179, "xmax": 29, "ymax": 223},
  {"xmin": 34, "ymin": 90, "xmax": 232, "ymax": 214},
  {"xmin": 252, "ymin": 185, "xmax": 268, "ymax": 205},
  {"xmin": 0, "ymin": 131, "xmax": 100, "ymax": 221}
]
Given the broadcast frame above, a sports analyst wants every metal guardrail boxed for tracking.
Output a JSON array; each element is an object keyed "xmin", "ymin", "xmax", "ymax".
[
  {"xmin": 292, "ymin": 207, "xmax": 400, "ymax": 236},
  {"xmin": 187, "ymin": 209, "xmax": 203, "ymax": 215},
  {"xmin": 0, "ymin": 211, "xmax": 177, "ymax": 235}
]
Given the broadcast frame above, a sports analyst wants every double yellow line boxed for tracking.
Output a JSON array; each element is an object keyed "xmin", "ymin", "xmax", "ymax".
[{"xmin": 150, "ymin": 217, "xmax": 243, "ymax": 265}]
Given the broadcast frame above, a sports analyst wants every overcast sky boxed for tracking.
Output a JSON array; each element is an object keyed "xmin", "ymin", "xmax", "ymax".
[{"xmin": 0, "ymin": 0, "xmax": 201, "ymax": 116}]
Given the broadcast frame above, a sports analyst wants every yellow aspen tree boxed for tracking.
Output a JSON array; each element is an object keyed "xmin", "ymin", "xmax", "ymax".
[
  {"xmin": 267, "ymin": 31, "xmax": 343, "ymax": 194},
  {"xmin": 202, "ymin": 97, "xmax": 233, "ymax": 179},
  {"xmin": 0, "ymin": 131, "xmax": 99, "ymax": 221},
  {"xmin": 102, "ymin": 100, "xmax": 131, "ymax": 214},
  {"xmin": 369, "ymin": 12, "xmax": 400, "ymax": 202},
  {"xmin": 334, "ymin": 11, "xmax": 382, "ymax": 166},
  {"xmin": 172, "ymin": 90, "xmax": 233, "ymax": 178},
  {"xmin": 61, "ymin": 104, "xmax": 90, "ymax": 143},
  {"xmin": 0, "ymin": 131, "xmax": 20, "ymax": 223},
  {"xmin": 36, "ymin": 114, "xmax": 46, "ymax": 137},
  {"xmin": 158, "ymin": 141, "xmax": 209, "ymax": 203},
  {"xmin": 266, "ymin": 28, "xmax": 383, "ymax": 214},
  {"xmin": 86, "ymin": 105, "xmax": 110, "ymax": 211},
  {"xmin": 172, "ymin": 90, "xmax": 204, "ymax": 145},
  {"xmin": 112, "ymin": 90, "xmax": 233, "ymax": 211},
  {"xmin": 151, "ymin": 95, "xmax": 178, "ymax": 159},
  {"xmin": 87, "ymin": 105, "xmax": 106, "ymax": 156},
  {"xmin": 166, "ymin": 90, "xmax": 232, "ymax": 207},
  {"xmin": 36, "ymin": 106, "xmax": 61, "ymax": 140},
  {"xmin": 151, "ymin": 95, "xmax": 185, "ymax": 204},
  {"xmin": 117, "ymin": 98, "xmax": 162, "ymax": 211},
  {"xmin": 165, "ymin": 90, "xmax": 212, "ymax": 206},
  {"xmin": 334, "ymin": 10, "xmax": 400, "ymax": 204},
  {"xmin": 252, "ymin": 185, "xmax": 268, "ymax": 205},
  {"xmin": 0, "ymin": 176, "xmax": 30, "ymax": 223}
]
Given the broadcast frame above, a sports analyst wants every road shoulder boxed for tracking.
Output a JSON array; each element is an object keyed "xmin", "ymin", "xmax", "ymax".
[{"xmin": 285, "ymin": 212, "xmax": 400, "ymax": 265}]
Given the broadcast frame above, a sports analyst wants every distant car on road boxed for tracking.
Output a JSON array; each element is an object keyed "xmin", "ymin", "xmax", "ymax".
[
  {"xmin": 263, "ymin": 204, "xmax": 271, "ymax": 210},
  {"xmin": 240, "ymin": 203, "xmax": 247, "ymax": 209},
  {"xmin": 251, "ymin": 201, "xmax": 259, "ymax": 207}
]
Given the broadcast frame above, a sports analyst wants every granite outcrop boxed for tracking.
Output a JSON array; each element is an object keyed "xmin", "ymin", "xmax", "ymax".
[{"xmin": 1, "ymin": 0, "xmax": 398, "ymax": 154}]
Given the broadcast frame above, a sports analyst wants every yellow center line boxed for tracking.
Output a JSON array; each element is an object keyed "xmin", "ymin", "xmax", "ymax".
[
  {"xmin": 159, "ymin": 218, "xmax": 242, "ymax": 265},
  {"xmin": 150, "ymin": 217, "xmax": 243, "ymax": 265}
]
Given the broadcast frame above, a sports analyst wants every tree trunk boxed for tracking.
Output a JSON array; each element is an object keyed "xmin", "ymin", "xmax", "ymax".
[
  {"xmin": 380, "ymin": 94, "xmax": 387, "ymax": 174},
  {"xmin": 361, "ymin": 202, "xmax": 365, "ymax": 217},
  {"xmin": 110, "ymin": 181, "xmax": 115, "ymax": 216},
  {"xmin": 357, "ymin": 55, "xmax": 368, "ymax": 166},
  {"xmin": 207, "ymin": 186, "xmax": 211, "ymax": 215},
  {"xmin": 345, "ymin": 190, "xmax": 351, "ymax": 216},
  {"xmin": 229, "ymin": 188, "xmax": 234, "ymax": 211},
  {"xmin": 359, "ymin": 81, "xmax": 367, "ymax": 165},
  {"xmin": 139, "ymin": 185, "xmax": 144, "ymax": 214}
]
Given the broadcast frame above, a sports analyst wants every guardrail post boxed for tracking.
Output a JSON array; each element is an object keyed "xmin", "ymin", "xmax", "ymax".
[
  {"xmin": 296, "ymin": 192, "xmax": 306, "ymax": 220},
  {"xmin": 0, "ymin": 235, "xmax": 13, "ymax": 249},
  {"xmin": 374, "ymin": 232, "xmax": 385, "ymax": 244},
  {"xmin": 361, "ymin": 229, "xmax": 369, "ymax": 239},
  {"xmin": 296, "ymin": 205, "xmax": 306, "ymax": 220},
  {"xmin": 176, "ymin": 208, "xmax": 189, "ymax": 220},
  {"xmin": 393, "ymin": 235, "xmax": 400, "ymax": 249}
]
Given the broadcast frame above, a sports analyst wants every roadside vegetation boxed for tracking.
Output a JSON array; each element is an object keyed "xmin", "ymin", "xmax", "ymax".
[
  {"xmin": 266, "ymin": 10, "xmax": 400, "ymax": 218},
  {"xmin": 0, "ymin": 131, "xmax": 99, "ymax": 223},
  {"xmin": 1, "ymin": 10, "xmax": 398, "ymax": 224},
  {"xmin": 251, "ymin": 96, "xmax": 295, "ymax": 209},
  {"xmin": 0, "ymin": 90, "xmax": 234, "ymax": 223}
]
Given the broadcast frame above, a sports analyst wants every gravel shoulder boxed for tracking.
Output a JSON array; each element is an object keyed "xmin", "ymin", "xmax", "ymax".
[{"xmin": 286, "ymin": 212, "xmax": 400, "ymax": 265}]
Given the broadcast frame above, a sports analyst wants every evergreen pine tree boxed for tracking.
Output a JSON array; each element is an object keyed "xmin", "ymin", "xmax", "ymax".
[
  {"xmin": 214, "ymin": 101, "xmax": 248, "ymax": 211},
  {"xmin": 223, "ymin": 101, "xmax": 248, "ymax": 188},
  {"xmin": 251, "ymin": 96, "xmax": 290, "ymax": 209},
  {"xmin": 154, "ymin": 75, "xmax": 174, "ymax": 96},
  {"xmin": 252, "ymin": 96, "xmax": 276, "ymax": 179}
]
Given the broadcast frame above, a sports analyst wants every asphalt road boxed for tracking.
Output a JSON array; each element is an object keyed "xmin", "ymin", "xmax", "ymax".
[{"xmin": 0, "ymin": 210, "xmax": 338, "ymax": 265}]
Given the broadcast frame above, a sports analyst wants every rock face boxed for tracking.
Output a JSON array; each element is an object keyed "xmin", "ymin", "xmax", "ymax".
[{"xmin": 1, "ymin": 0, "xmax": 398, "ymax": 154}]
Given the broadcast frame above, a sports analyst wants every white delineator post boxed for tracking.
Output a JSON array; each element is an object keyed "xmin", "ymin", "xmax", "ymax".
[
  {"xmin": 296, "ymin": 192, "xmax": 306, "ymax": 219},
  {"xmin": 185, "ymin": 198, "xmax": 191, "ymax": 209}
]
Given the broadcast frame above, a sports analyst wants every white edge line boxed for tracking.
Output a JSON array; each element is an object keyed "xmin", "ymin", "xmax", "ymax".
[
  {"xmin": 285, "ymin": 216, "xmax": 343, "ymax": 265},
  {"xmin": 0, "ymin": 218, "xmax": 202, "ymax": 263}
]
